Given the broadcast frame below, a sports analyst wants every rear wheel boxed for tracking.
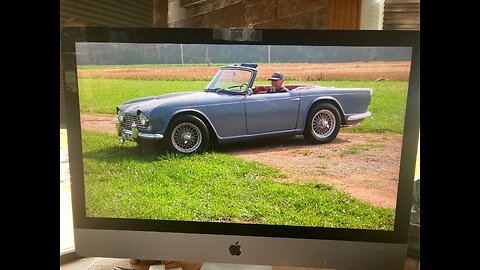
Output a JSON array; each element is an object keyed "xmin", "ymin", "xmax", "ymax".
[
  {"xmin": 304, "ymin": 103, "xmax": 341, "ymax": 144},
  {"xmin": 165, "ymin": 115, "xmax": 209, "ymax": 154}
]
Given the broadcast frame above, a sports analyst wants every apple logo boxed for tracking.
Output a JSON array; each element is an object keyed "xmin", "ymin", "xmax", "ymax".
[{"xmin": 229, "ymin": 241, "xmax": 242, "ymax": 256}]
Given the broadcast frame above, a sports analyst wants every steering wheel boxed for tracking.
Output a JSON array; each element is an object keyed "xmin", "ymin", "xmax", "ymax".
[{"xmin": 227, "ymin": 83, "xmax": 248, "ymax": 90}]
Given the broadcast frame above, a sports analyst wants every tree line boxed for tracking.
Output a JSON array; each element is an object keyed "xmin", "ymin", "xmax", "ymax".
[{"xmin": 76, "ymin": 43, "xmax": 412, "ymax": 65}]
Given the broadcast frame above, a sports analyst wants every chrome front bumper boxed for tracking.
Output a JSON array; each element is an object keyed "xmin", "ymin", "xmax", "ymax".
[{"xmin": 116, "ymin": 120, "xmax": 164, "ymax": 144}]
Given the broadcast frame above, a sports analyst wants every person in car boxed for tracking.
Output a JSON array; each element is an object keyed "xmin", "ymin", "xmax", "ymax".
[{"xmin": 267, "ymin": 72, "xmax": 289, "ymax": 93}]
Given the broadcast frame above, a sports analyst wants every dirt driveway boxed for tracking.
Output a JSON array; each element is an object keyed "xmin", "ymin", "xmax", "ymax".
[{"xmin": 81, "ymin": 113, "xmax": 401, "ymax": 209}]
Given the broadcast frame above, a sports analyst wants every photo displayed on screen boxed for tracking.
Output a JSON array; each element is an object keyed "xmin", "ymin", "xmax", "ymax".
[{"xmin": 75, "ymin": 43, "xmax": 412, "ymax": 231}]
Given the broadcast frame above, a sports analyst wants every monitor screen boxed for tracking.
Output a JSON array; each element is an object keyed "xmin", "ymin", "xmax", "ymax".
[{"xmin": 62, "ymin": 28, "xmax": 419, "ymax": 269}]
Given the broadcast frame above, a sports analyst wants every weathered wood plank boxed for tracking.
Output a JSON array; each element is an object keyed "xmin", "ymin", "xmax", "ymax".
[
  {"xmin": 384, "ymin": 19, "xmax": 420, "ymax": 24},
  {"xmin": 329, "ymin": 0, "xmax": 360, "ymax": 30},
  {"xmin": 205, "ymin": 2, "xmax": 246, "ymax": 28},
  {"xmin": 343, "ymin": 0, "xmax": 352, "ymax": 29},
  {"xmin": 212, "ymin": 0, "xmax": 244, "ymax": 11},
  {"xmin": 385, "ymin": 0, "xmax": 420, "ymax": 3},
  {"xmin": 331, "ymin": 0, "xmax": 346, "ymax": 29},
  {"xmin": 384, "ymin": 7, "xmax": 421, "ymax": 13},
  {"xmin": 180, "ymin": 0, "xmax": 212, "ymax": 8},
  {"xmin": 277, "ymin": 0, "xmax": 328, "ymax": 19},
  {"xmin": 383, "ymin": 0, "xmax": 420, "ymax": 30},
  {"xmin": 385, "ymin": 3, "xmax": 420, "ymax": 10},
  {"xmin": 245, "ymin": 0, "xmax": 277, "ymax": 25},
  {"xmin": 350, "ymin": 0, "xmax": 358, "ymax": 29},
  {"xmin": 185, "ymin": 3, "xmax": 214, "ymax": 17},
  {"xmin": 169, "ymin": 14, "xmax": 205, "ymax": 27},
  {"xmin": 383, "ymin": 24, "xmax": 420, "ymax": 30},
  {"xmin": 384, "ymin": 12, "xmax": 420, "ymax": 20},
  {"xmin": 168, "ymin": 0, "xmax": 188, "ymax": 23},
  {"xmin": 254, "ymin": 8, "xmax": 329, "ymax": 29}
]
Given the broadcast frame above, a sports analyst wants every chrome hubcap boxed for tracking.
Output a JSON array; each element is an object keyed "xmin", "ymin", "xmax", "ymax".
[
  {"xmin": 172, "ymin": 123, "xmax": 202, "ymax": 153},
  {"xmin": 319, "ymin": 120, "xmax": 329, "ymax": 129},
  {"xmin": 182, "ymin": 134, "xmax": 192, "ymax": 142}
]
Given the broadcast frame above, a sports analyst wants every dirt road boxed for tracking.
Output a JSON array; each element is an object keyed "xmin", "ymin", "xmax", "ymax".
[{"xmin": 81, "ymin": 113, "xmax": 401, "ymax": 209}]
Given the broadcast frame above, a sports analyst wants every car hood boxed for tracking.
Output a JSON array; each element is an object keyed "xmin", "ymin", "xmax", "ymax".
[{"xmin": 117, "ymin": 91, "xmax": 242, "ymax": 115}]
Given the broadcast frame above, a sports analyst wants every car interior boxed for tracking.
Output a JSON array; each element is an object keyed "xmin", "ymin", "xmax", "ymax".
[{"xmin": 252, "ymin": 84, "xmax": 318, "ymax": 94}]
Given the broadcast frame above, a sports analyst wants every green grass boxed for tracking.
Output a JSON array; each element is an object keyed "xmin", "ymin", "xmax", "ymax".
[
  {"xmin": 291, "ymin": 80, "xmax": 409, "ymax": 134},
  {"xmin": 77, "ymin": 63, "xmax": 227, "ymax": 69},
  {"xmin": 81, "ymin": 131, "xmax": 395, "ymax": 230},
  {"xmin": 78, "ymin": 78, "xmax": 408, "ymax": 133},
  {"xmin": 78, "ymin": 79, "xmax": 208, "ymax": 114}
]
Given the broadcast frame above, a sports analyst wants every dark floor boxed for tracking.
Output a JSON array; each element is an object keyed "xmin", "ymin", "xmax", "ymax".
[{"xmin": 60, "ymin": 256, "xmax": 420, "ymax": 270}]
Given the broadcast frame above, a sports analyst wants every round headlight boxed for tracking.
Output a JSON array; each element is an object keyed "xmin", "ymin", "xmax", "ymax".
[
  {"xmin": 139, "ymin": 112, "xmax": 149, "ymax": 126},
  {"xmin": 118, "ymin": 111, "xmax": 125, "ymax": 123}
]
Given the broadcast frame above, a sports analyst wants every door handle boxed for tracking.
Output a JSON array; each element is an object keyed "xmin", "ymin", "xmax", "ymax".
[{"xmin": 291, "ymin": 98, "xmax": 300, "ymax": 101}]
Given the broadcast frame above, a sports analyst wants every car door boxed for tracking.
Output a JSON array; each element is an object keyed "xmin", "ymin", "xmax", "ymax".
[{"xmin": 245, "ymin": 91, "xmax": 300, "ymax": 134}]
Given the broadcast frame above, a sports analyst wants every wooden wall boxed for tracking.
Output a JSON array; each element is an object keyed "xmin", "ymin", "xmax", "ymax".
[
  {"xmin": 329, "ymin": 0, "xmax": 361, "ymax": 30},
  {"xmin": 383, "ymin": 0, "xmax": 420, "ymax": 30},
  {"xmin": 162, "ymin": 0, "xmax": 347, "ymax": 30}
]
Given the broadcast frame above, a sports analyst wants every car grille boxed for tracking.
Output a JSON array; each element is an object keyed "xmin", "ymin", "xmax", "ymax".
[{"xmin": 123, "ymin": 113, "xmax": 148, "ymax": 132}]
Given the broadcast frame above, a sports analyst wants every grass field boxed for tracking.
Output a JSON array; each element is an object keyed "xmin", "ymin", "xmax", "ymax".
[
  {"xmin": 81, "ymin": 131, "xmax": 395, "ymax": 230},
  {"xmin": 78, "ymin": 78, "xmax": 408, "ymax": 133},
  {"xmin": 78, "ymin": 79, "xmax": 206, "ymax": 114},
  {"xmin": 77, "ymin": 63, "xmax": 226, "ymax": 69}
]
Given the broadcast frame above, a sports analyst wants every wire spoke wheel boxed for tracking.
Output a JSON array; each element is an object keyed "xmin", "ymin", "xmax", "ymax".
[
  {"xmin": 312, "ymin": 110, "xmax": 336, "ymax": 139},
  {"xmin": 304, "ymin": 103, "xmax": 340, "ymax": 144},
  {"xmin": 171, "ymin": 123, "xmax": 202, "ymax": 153}
]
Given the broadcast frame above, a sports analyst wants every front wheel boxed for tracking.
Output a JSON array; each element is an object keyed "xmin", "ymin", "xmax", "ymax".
[
  {"xmin": 165, "ymin": 115, "xmax": 209, "ymax": 154},
  {"xmin": 304, "ymin": 103, "xmax": 341, "ymax": 144}
]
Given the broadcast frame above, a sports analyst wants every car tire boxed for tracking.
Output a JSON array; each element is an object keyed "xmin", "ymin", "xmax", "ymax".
[
  {"xmin": 165, "ymin": 115, "xmax": 209, "ymax": 154},
  {"xmin": 304, "ymin": 103, "xmax": 341, "ymax": 144}
]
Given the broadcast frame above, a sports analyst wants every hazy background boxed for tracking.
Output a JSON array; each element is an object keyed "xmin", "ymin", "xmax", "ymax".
[{"xmin": 76, "ymin": 43, "xmax": 412, "ymax": 65}]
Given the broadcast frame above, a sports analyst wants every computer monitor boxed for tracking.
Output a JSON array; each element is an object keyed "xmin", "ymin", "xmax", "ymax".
[{"xmin": 61, "ymin": 27, "xmax": 419, "ymax": 269}]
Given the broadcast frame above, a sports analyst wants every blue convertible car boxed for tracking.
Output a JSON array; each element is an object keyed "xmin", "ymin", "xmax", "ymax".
[{"xmin": 116, "ymin": 64, "xmax": 372, "ymax": 154}]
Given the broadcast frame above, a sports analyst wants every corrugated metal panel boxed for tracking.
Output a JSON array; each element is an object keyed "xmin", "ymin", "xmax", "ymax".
[
  {"xmin": 60, "ymin": 0, "xmax": 153, "ymax": 128},
  {"xmin": 383, "ymin": 0, "xmax": 420, "ymax": 30}
]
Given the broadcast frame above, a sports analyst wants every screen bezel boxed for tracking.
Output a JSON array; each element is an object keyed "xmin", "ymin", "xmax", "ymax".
[{"xmin": 62, "ymin": 27, "xmax": 419, "ymax": 245}]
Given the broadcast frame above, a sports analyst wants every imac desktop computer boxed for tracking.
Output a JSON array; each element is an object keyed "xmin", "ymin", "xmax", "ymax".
[{"xmin": 61, "ymin": 27, "xmax": 419, "ymax": 269}]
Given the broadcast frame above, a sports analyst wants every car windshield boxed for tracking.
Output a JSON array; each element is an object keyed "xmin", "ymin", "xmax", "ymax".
[{"xmin": 205, "ymin": 68, "xmax": 252, "ymax": 93}]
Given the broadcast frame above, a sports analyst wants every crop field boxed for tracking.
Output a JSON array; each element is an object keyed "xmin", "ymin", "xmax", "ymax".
[{"xmin": 77, "ymin": 61, "xmax": 411, "ymax": 81}]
